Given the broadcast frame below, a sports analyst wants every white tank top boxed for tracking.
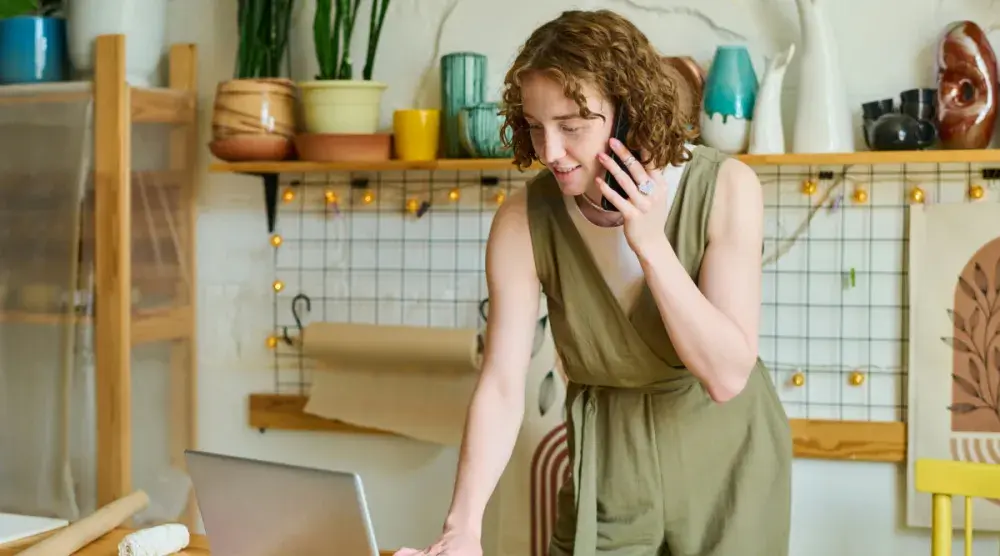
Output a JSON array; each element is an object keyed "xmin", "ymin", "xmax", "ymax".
[{"xmin": 563, "ymin": 161, "xmax": 686, "ymax": 312}]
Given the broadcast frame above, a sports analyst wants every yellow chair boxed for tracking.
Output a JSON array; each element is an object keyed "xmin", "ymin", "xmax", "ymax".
[{"xmin": 914, "ymin": 458, "xmax": 1000, "ymax": 556}]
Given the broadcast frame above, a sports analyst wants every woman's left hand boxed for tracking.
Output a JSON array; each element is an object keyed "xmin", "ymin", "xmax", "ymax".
[{"xmin": 596, "ymin": 137, "xmax": 671, "ymax": 256}]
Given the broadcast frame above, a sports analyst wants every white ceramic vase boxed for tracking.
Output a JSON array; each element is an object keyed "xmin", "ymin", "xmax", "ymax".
[
  {"xmin": 791, "ymin": 0, "xmax": 854, "ymax": 153},
  {"xmin": 749, "ymin": 44, "xmax": 795, "ymax": 154},
  {"xmin": 66, "ymin": 0, "xmax": 168, "ymax": 87}
]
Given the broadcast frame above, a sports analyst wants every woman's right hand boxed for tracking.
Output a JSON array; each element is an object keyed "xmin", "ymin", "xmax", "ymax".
[{"xmin": 391, "ymin": 529, "xmax": 483, "ymax": 556}]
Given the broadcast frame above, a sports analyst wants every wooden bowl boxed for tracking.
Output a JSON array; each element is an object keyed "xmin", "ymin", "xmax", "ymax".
[{"xmin": 294, "ymin": 133, "xmax": 392, "ymax": 162}]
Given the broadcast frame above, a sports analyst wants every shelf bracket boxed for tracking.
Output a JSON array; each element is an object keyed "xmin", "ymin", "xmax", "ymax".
[{"xmin": 254, "ymin": 172, "xmax": 279, "ymax": 233}]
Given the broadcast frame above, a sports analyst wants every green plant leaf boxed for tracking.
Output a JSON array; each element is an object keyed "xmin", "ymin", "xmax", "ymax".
[{"xmin": 0, "ymin": 0, "xmax": 40, "ymax": 18}]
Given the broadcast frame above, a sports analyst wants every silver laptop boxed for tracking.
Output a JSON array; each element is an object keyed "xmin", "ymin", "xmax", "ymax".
[{"xmin": 184, "ymin": 450, "xmax": 380, "ymax": 556}]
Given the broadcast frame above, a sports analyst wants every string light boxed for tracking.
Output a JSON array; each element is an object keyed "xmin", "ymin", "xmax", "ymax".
[
  {"xmin": 969, "ymin": 184, "xmax": 985, "ymax": 200},
  {"xmin": 270, "ymin": 234, "xmax": 282, "ymax": 247},
  {"xmin": 405, "ymin": 198, "xmax": 421, "ymax": 214},
  {"xmin": 908, "ymin": 186, "xmax": 925, "ymax": 203},
  {"xmin": 324, "ymin": 190, "xmax": 338, "ymax": 204},
  {"xmin": 281, "ymin": 188, "xmax": 295, "ymax": 203},
  {"xmin": 361, "ymin": 190, "xmax": 375, "ymax": 205},
  {"xmin": 272, "ymin": 280, "xmax": 284, "ymax": 292},
  {"xmin": 448, "ymin": 188, "xmax": 461, "ymax": 202},
  {"xmin": 494, "ymin": 191, "xmax": 506, "ymax": 205},
  {"xmin": 790, "ymin": 371, "xmax": 805, "ymax": 387},
  {"xmin": 266, "ymin": 335, "xmax": 278, "ymax": 349},
  {"xmin": 848, "ymin": 370, "xmax": 865, "ymax": 386},
  {"xmin": 801, "ymin": 179, "xmax": 817, "ymax": 195},
  {"xmin": 852, "ymin": 185, "xmax": 869, "ymax": 204}
]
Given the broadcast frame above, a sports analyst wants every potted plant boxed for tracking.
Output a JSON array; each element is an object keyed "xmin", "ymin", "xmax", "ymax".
[
  {"xmin": 298, "ymin": 0, "xmax": 391, "ymax": 135},
  {"xmin": 66, "ymin": 0, "xmax": 167, "ymax": 86},
  {"xmin": 0, "ymin": 0, "xmax": 67, "ymax": 84},
  {"xmin": 209, "ymin": 0, "xmax": 297, "ymax": 162}
]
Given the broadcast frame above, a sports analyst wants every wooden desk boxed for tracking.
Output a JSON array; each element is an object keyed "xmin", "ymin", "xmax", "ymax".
[{"xmin": 0, "ymin": 527, "xmax": 397, "ymax": 555}]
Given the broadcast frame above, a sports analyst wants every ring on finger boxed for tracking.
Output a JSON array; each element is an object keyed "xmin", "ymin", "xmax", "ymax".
[
  {"xmin": 638, "ymin": 179, "xmax": 655, "ymax": 195},
  {"xmin": 621, "ymin": 155, "xmax": 637, "ymax": 167}
]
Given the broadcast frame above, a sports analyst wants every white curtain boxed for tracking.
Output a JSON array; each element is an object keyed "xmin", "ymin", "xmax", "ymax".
[{"xmin": 0, "ymin": 92, "xmax": 97, "ymax": 521}]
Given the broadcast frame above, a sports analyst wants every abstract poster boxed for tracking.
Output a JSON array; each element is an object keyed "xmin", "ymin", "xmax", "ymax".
[{"xmin": 907, "ymin": 201, "xmax": 1000, "ymax": 530}]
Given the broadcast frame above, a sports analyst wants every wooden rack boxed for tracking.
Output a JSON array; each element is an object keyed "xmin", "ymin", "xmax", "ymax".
[{"xmin": 0, "ymin": 35, "xmax": 198, "ymax": 520}]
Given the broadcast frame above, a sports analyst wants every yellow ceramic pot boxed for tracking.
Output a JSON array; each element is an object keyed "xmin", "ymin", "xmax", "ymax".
[
  {"xmin": 393, "ymin": 109, "xmax": 440, "ymax": 161},
  {"xmin": 210, "ymin": 78, "xmax": 296, "ymax": 161},
  {"xmin": 298, "ymin": 79, "xmax": 388, "ymax": 134}
]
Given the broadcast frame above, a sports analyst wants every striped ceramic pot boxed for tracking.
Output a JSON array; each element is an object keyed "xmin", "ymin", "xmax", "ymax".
[
  {"xmin": 440, "ymin": 52, "xmax": 487, "ymax": 158},
  {"xmin": 209, "ymin": 78, "xmax": 296, "ymax": 162}
]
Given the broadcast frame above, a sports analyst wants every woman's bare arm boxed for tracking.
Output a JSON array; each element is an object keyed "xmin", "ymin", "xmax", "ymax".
[
  {"xmin": 442, "ymin": 187, "xmax": 541, "ymax": 539},
  {"xmin": 637, "ymin": 158, "xmax": 764, "ymax": 403}
]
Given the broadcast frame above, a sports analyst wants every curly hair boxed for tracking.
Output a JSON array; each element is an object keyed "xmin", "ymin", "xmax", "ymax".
[{"xmin": 499, "ymin": 9, "xmax": 696, "ymax": 171}]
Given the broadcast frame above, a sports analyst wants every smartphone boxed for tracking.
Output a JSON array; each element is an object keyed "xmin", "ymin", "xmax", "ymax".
[{"xmin": 601, "ymin": 103, "xmax": 644, "ymax": 211}]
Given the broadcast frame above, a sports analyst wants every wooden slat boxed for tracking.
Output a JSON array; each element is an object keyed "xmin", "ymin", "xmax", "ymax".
[
  {"xmin": 130, "ymin": 305, "xmax": 193, "ymax": 344},
  {"xmin": 249, "ymin": 394, "xmax": 393, "ymax": 435},
  {"xmin": 790, "ymin": 418, "xmax": 905, "ymax": 462},
  {"xmin": 131, "ymin": 87, "xmax": 195, "ymax": 124},
  {"xmin": 249, "ymin": 394, "xmax": 907, "ymax": 462},
  {"xmin": 208, "ymin": 148, "xmax": 1000, "ymax": 175},
  {"xmin": 167, "ymin": 41, "xmax": 199, "ymax": 529},
  {"xmin": 94, "ymin": 33, "xmax": 132, "ymax": 508}
]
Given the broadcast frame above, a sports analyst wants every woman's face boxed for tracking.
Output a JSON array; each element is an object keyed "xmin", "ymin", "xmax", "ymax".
[{"xmin": 519, "ymin": 71, "xmax": 614, "ymax": 196}]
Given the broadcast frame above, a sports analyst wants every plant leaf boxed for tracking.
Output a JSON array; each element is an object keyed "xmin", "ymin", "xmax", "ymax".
[
  {"xmin": 975, "ymin": 262, "xmax": 989, "ymax": 295},
  {"xmin": 971, "ymin": 307, "xmax": 982, "ymax": 331},
  {"xmin": 947, "ymin": 308, "xmax": 966, "ymax": 332},
  {"xmin": 942, "ymin": 336, "xmax": 974, "ymax": 353},
  {"xmin": 959, "ymin": 275, "xmax": 979, "ymax": 303},
  {"xmin": 948, "ymin": 403, "xmax": 986, "ymax": 414},
  {"xmin": 969, "ymin": 355, "xmax": 982, "ymax": 384},
  {"xmin": 995, "ymin": 255, "xmax": 1000, "ymax": 296},
  {"xmin": 953, "ymin": 373, "xmax": 980, "ymax": 398}
]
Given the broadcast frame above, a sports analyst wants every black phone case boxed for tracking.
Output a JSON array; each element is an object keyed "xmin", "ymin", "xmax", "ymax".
[{"xmin": 601, "ymin": 104, "xmax": 643, "ymax": 211}]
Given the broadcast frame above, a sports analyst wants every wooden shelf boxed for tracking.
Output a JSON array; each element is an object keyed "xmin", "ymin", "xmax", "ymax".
[
  {"xmin": 248, "ymin": 393, "xmax": 907, "ymax": 463},
  {"xmin": 0, "ymin": 305, "xmax": 193, "ymax": 344},
  {"xmin": 209, "ymin": 148, "xmax": 1000, "ymax": 176},
  {"xmin": 0, "ymin": 81, "xmax": 195, "ymax": 124}
]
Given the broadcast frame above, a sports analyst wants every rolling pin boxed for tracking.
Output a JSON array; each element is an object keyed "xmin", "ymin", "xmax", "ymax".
[{"xmin": 16, "ymin": 490, "xmax": 150, "ymax": 556}]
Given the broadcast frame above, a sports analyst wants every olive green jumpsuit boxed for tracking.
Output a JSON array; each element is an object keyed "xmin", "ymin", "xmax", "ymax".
[{"xmin": 525, "ymin": 146, "xmax": 793, "ymax": 556}]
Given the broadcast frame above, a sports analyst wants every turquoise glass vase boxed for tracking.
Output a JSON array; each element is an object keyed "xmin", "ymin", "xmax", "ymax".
[{"xmin": 702, "ymin": 45, "xmax": 758, "ymax": 120}]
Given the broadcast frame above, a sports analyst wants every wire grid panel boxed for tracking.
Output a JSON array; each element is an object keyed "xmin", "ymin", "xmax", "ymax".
[
  {"xmin": 269, "ymin": 168, "xmax": 527, "ymax": 393},
  {"xmin": 267, "ymin": 160, "xmax": 999, "ymax": 424},
  {"xmin": 759, "ymin": 161, "xmax": 999, "ymax": 423}
]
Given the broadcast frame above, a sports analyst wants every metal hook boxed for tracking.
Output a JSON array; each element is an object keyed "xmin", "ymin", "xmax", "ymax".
[
  {"xmin": 478, "ymin": 297, "xmax": 490, "ymax": 323},
  {"xmin": 282, "ymin": 293, "xmax": 312, "ymax": 345}
]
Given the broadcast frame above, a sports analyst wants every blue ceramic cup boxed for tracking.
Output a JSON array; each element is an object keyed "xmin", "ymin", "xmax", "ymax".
[{"xmin": 0, "ymin": 16, "xmax": 67, "ymax": 84}]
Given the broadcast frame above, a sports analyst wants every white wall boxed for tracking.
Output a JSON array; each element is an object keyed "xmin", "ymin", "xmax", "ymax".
[{"xmin": 164, "ymin": 0, "xmax": 1000, "ymax": 554}]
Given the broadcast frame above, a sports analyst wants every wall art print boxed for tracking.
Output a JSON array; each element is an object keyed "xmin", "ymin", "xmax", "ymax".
[{"xmin": 907, "ymin": 201, "xmax": 1000, "ymax": 531}]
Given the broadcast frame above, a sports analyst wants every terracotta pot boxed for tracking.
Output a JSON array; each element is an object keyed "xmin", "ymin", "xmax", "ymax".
[
  {"xmin": 210, "ymin": 78, "xmax": 296, "ymax": 162},
  {"xmin": 662, "ymin": 56, "xmax": 706, "ymax": 135},
  {"xmin": 293, "ymin": 133, "xmax": 392, "ymax": 162}
]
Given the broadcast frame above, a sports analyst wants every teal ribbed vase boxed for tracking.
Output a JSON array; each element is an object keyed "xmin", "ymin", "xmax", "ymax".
[{"xmin": 441, "ymin": 52, "xmax": 487, "ymax": 158}]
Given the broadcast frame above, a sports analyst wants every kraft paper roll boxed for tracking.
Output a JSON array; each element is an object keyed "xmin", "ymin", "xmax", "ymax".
[
  {"xmin": 302, "ymin": 320, "xmax": 555, "ymax": 446},
  {"xmin": 299, "ymin": 322, "xmax": 481, "ymax": 375}
]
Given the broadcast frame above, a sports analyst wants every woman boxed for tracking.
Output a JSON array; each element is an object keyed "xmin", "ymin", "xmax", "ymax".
[{"xmin": 396, "ymin": 9, "xmax": 792, "ymax": 556}]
